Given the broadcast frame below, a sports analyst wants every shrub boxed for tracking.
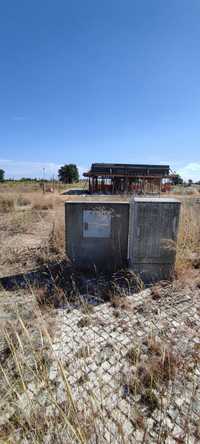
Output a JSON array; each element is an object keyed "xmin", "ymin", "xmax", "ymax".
[
  {"xmin": 141, "ymin": 388, "xmax": 159, "ymax": 412},
  {"xmin": 124, "ymin": 337, "xmax": 179, "ymax": 403},
  {"xmin": 126, "ymin": 346, "xmax": 141, "ymax": 365},
  {"xmin": 77, "ymin": 316, "xmax": 91, "ymax": 328},
  {"xmin": 0, "ymin": 195, "xmax": 15, "ymax": 213},
  {"xmin": 16, "ymin": 195, "xmax": 31, "ymax": 206},
  {"xmin": 32, "ymin": 199, "xmax": 54, "ymax": 210}
]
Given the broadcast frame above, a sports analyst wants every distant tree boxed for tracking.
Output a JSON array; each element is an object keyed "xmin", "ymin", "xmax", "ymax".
[
  {"xmin": 188, "ymin": 179, "xmax": 193, "ymax": 186},
  {"xmin": 20, "ymin": 177, "xmax": 33, "ymax": 182},
  {"xmin": 19, "ymin": 177, "xmax": 41, "ymax": 182},
  {"xmin": 171, "ymin": 174, "xmax": 183, "ymax": 185},
  {"xmin": 0, "ymin": 169, "xmax": 5, "ymax": 182},
  {"xmin": 58, "ymin": 164, "xmax": 79, "ymax": 184}
]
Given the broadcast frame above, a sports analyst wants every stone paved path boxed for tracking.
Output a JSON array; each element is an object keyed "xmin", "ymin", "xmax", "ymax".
[{"xmin": 51, "ymin": 283, "xmax": 200, "ymax": 443}]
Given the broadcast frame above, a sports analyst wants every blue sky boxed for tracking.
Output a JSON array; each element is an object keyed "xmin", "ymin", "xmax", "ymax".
[{"xmin": 0, "ymin": 0, "xmax": 200, "ymax": 180}]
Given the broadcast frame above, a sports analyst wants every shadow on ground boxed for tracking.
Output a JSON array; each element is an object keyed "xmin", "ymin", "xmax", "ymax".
[
  {"xmin": 0, "ymin": 261, "xmax": 144, "ymax": 307},
  {"xmin": 62, "ymin": 188, "xmax": 89, "ymax": 195}
]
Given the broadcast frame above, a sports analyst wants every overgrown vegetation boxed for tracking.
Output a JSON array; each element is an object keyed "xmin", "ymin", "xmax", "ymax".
[
  {"xmin": 0, "ymin": 194, "xmax": 15, "ymax": 213},
  {"xmin": 0, "ymin": 314, "xmax": 93, "ymax": 443},
  {"xmin": 0, "ymin": 183, "xmax": 199, "ymax": 442},
  {"xmin": 176, "ymin": 198, "xmax": 200, "ymax": 274}
]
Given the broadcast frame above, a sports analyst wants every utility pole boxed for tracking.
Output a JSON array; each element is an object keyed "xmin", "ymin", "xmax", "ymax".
[
  {"xmin": 52, "ymin": 174, "xmax": 55, "ymax": 192},
  {"xmin": 43, "ymin": 167, "xmax": 45, "ymax": 194}
]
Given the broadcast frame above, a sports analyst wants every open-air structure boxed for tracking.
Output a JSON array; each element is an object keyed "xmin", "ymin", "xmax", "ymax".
[{"xmin": 83, "ymin": 163, "xmax": 171, "ymax": 194}]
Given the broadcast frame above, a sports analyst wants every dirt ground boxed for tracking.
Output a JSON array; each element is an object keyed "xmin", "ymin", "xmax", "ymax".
[
  {"xmin": 0, "ymin": 184, "xmax": 199, "ymax": 278},
  {"xmin": 0, "ymin": 185, "xmax": 107, "ymax": 278},
  {"xmin": 0, "ymin": 192, "xmax": 65, "ymax": 277}
]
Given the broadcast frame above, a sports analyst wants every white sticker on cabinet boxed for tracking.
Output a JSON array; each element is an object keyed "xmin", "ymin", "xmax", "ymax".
[{"xmin": 83, "ymin": 210, "xmax": 111, "ymax": 238}]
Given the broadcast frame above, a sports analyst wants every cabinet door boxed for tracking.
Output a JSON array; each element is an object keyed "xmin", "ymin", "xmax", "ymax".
[{"xmin": 129, "ymin": 202, "xmax": 180, "ymax": 264}]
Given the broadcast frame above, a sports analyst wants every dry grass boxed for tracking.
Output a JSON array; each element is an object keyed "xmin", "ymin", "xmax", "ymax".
[
  {"xmin": 110, "ymin": 295, "xmax": 132, "ymax": 310},
  {"xmin": 0, "ymin": 180, "xmax": 87, "ymax": 195},
  {"xmin": 32, "ymin": 196, "xmax": 54, "ymax": 210},
  {"xmin": 1, "ymin": 184, "xmax": 198, "ymax": 277},
  {"xmin": 171, "ymin": 184, "xmax": 200, "ymax": 196},
  {"xmin": 124, "ymin": 336, "xmax": 180, "ymax": 414},
  {"xmin": 145, "ymin": 336, "xmax": 179, "ymax": 383},
  {"xmin": 35, "ymin": 283, "xmax": 67, "ymax": 309},
  {"xmin": 0, "ymin": 190, "xmax": 62, "ymax": 212},
  {"xmin": 0, "ymin": 278, "xmax": 199, "ymax": 442},
  {"xmin": 127, "ymin": 336, "xmax": 180, "ymax": 381},
  {"xmin": 0, "ymin": 194, "xmax": 15, "ymax": 213},
  {"xmin": 176, "ymin": 198, "xmax": 200, "ymax": 275},
  {"xmin": 77, "ymin": 316, "xmax": 91, "ymax": 328},
  {"xmin": 0, "ymin": 181, "xmax": 42, "ymax": 193},
  {"xmin": 126, "ymin": 345, "xmax": 141, "ymax": 365},
  {"xmin": 16, "ymin": 194, "xmax": 31, "ymax": 206},
  {"xmin": 34, "ymin": 219, "xmax": 65, "ymax": 267},
  {"xmin": 0, "ymin": 187, "xmax": 65, "ymax": 276},
  {"xmin": 0, "ymin": 285, "xmax": 199, "ymax": 443},
  {"xmin": 0, "ymin": 185, "xmax": 199, "ymax": 442},
  {"xmin": 0, "ymin": 312, "xmax": 93, "ymax": 443}
]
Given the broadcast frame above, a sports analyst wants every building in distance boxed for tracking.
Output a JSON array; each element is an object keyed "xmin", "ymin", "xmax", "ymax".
[{"xmin": 83, "ymin": 163, "xmax": 172, "ymax": 194}]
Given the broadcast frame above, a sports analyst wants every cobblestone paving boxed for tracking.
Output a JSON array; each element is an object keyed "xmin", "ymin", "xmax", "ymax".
[{"xmin": 51, "ymin": 282, "xmax": 200, "ymax": 443}]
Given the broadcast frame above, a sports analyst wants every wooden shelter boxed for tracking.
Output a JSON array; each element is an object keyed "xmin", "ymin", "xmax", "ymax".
[{"xmin": 83, "ymin": 163, "xmax": 170, "ymax": 194}]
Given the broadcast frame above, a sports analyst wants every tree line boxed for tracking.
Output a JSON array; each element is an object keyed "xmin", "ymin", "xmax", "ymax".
[
  {"xmin": 0, "ymin": 165, "xmax": 199, "ymax": 185},
  {"xmin": 0, "ymin": 169, "xmax": 4, "ymax": 182},
  {"xmin": 0, "ymin": 164, "xmax": 80, "ymax": 184}
]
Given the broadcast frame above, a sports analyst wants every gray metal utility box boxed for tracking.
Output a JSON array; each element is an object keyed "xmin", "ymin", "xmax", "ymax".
[
  {"xmin": 65, "ymin": 200, "xmax": 129, "ymax": 272},
  {"xmin": 128, "ymin": 197, "xmax": 181, "ymax": 282}
]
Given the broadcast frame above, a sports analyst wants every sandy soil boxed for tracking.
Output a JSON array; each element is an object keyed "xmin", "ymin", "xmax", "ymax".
[{"xmin": 0, "ymin": 203, "xmax": 65, "ymax": 278}]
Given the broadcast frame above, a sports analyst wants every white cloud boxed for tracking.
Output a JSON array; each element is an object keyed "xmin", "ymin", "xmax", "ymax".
[
  {"xmin": 12, "ymin": 116, "xmax": 26, "ymax": 121},
  {"xmin": 177, "ymin": 162, "xmax": 200, "ymax": 182},
  {"xmin": 0, "ymin": 159, "xmax": 87, "ymax": 179}
]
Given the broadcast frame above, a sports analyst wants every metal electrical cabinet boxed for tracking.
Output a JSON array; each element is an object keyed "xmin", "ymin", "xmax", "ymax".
[
  {"xmin": 128, "ymin": 198, "xmax": 181, "ymax": 282},
  {"xmin": 65, "ymin": 197, "xmax": 181, "ymax": 281},
  {"xmin": 65, "ymin": 200, "xmax": 129, "ymax": 272}
]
